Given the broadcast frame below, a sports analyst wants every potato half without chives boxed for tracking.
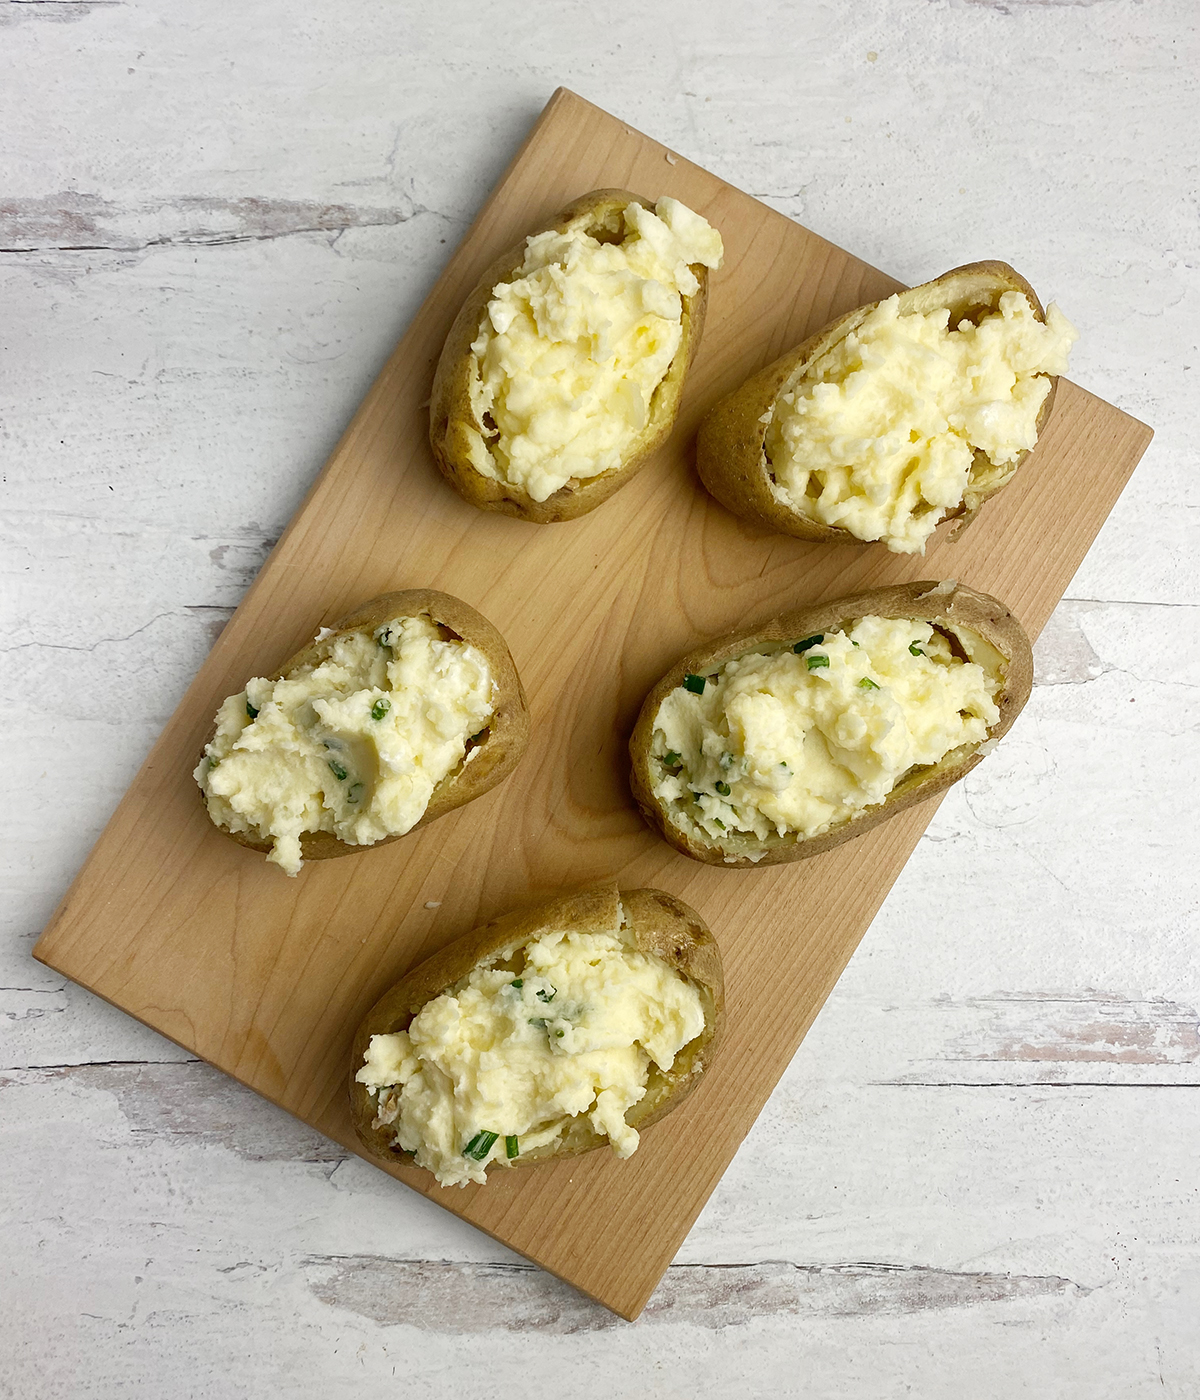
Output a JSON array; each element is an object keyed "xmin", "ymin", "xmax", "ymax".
[{"xmin": 429, "ymin": 189, "xmax": 723, "ymax": 523}]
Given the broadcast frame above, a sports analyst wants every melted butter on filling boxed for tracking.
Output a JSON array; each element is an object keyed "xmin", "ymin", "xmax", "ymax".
[
  {"xmin": 195, "ymin": 616, "xmax": 494, "ymax": 876},
  {"xmin": 466, "ymin": 196, "xmax": 724, "ymax": 503},
  {"xmin": 765, "ymin": 291, "xmax": 1078, "ymax": 554},
  {"xmin": 649, "ymin": 615, "xmax": 1003, "ymax": 855},
  {"xmin": 356, "ymin": 915, "xmax": 706, "ymax": 1188}
]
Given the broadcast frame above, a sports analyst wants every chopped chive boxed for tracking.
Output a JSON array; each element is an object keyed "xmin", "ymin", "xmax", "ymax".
[
  {"xmin": 715, "ymin": 780, "xmax": 731, "ymax": 796},
  {"xmin": 245, "ymin": 700, "xmax": 259, "ymax": 719},
  {"xmin": 510, "ymin": 978, "xmax": 524, "ymax": 989},
  {"xmin": 328, "ymin": 760, "xmax": 348, "ymax": 781},
  {"xmin": 207, "ymin": 756, "xmax": 220, "ymax": 770},
  {"xmin": 851, "ymin": 639, "xmax": 860, "ymax": 647},
  {"xmin": 858, "ymin": 677, "xmax": 880, "ymax": 690},
  {"xmin": 806, "ymin": 654, "xmax": 830, "ymax": 671},
  {"xmin": 536, "ymin": 987, "xmax": 556, "ymax": 1003},
  {"xmin": 347, "ymin": 782, "xmax": 364, "ymax": 804},
  {"xmin": 371, "ymin": 697, "xmax": 391, "ymax": 721},
  {"xmin": 662, "ymin": 750, "xmax": 682, "ymax": 768},
  {"xmin": 719, "ymin": 751, "xmax": 735, "ymax": 769},
  {"xmin": 529, "ymin": 1017, "xmax": 548, "ymax": 1030},
  {"xmin": 793, "ymin": 634, "xmax": 824, "ymax": 653},
  {"xmin": 555, "ymin": 1028, "xmax": 565, "ymax": 1038},
  {"xmin": 909, "ymin": 642, "xmax": 923, "ymax": 657},
  {"xmin": 712, "ymin": 817, "xmax": 726, "ymax": 830},
  {"xmin": 377, "ymin": 629, "xmax": 392, "ymax": 648},
  {"xmin": 463, "ymin": 1130, "xmax": 498, "ymax": 1161},
  {"xmin": 505, "ymin": 1135, "xmax": 519, "ymax": 1159},
  {"xmin": 683, "ymin": 673, "xmax": 707, "ymax": 694}
]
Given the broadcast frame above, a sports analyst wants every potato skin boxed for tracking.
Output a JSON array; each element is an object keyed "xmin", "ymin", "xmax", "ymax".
[
  {"xmin": 201, "ymin": 588, "xmax": 529, "ymax": 863},
  {"xmin": 429, "ymin": 189, "xmax": 712, "ymax": 523},
  {"xmin": 348, "ymin": 882, "xmax": 724, "ymax": 1175},
  {"xmin": 696, "ymin": 262, "xmax": 1059, "ymax": 545},
  {"xmin": 629, "ymin": 581, "xmax": 1033, "ymax": 867}
]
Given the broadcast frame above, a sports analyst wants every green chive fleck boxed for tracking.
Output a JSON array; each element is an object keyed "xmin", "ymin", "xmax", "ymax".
[
  {"xmin": 712, "ymin": 818, "xmax": 726, "ymax": 830},
  {"xmin": 245, "ymin": 700, "xmax": 259, "ymax": 719},
  {"xmin": 463, "ymin": 1130, "xmax": 498, "ymax": 1161},
  {"xmin": 793, "ymin": 634, "xmax": 824, "ymax": 653},
  {"xmin": 328, "ymin": 760, "xmax": 348, "ymax": 781},
  {"xmin": 371, "ymin": 697, "xmax": 390, "ymax": 721},
  {"xmin": 536, "ymin": 987, "xmax": 556, "ymax": 1003},
  {"xmin": 377, "ymin": 629, "xmax": 392, "ymax": 649},
  {"xmin": 510, "ymin": 978, "xmax": 524, "ymax": 990},
  {"xmin": 858, "ymin": 677, "xmax": 880, "ymax": 690},
  {"xmin": 851, "ymin": 639, "xmax": 860, "ymax": 647},
  {"xmin": 909, "ymin": 642, "xmax": 923, "ymax": 657},
  {"xmin": 720, "ymin": 751, "xmax": 735, "ymax": 769},
  {"xmin": 207, "ymin": 756, "xmax": 220, "ymax": 770},
  {"xmin": 806, "ymin": 654, "xmax": 830, "ymax": 671},
  {"xmin": 530, "ymin": 1017, "xmax": 548, "ymax": 1030},
  {"xmin": 715, "ymin": 780, "xmax": 731, "ymax": 796},
  {"xmin": 662, "ymin": 750, "xmax": 682, "ymax": 768},
  {"xmin": 683, "ymin": 673, "xmax": 707, "ymax": 694},
  {"xmin": 506, "ymin": 1135, "xmax": 519, "ymax": 1159},
  {"xmin": 347, "ymin": 782, "xmax": 364, "ymax": 804},
  {"xmin": 555, "ymin": 1029, "xmax": 565, "ymax": 1038}
]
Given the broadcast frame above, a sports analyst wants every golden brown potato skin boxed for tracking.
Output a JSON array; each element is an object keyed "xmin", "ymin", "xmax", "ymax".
[
  {"xmin": 429, "ymin": 189, "xmax": 712, "ymax": 523},
  {"xmin": 200, "ymin": 588, "xmax": 529, "ymax": 863},
  {"xmin": 348, "ymin": 882, "xmax": 724, "ymax": 1176},
  {"xmin": 696, "ymin": 262, "xmax": 1059, "ymax": 545},
  {"xmin": 629, "ymin": 581, "xmax": 1033, "ymax": 867}
]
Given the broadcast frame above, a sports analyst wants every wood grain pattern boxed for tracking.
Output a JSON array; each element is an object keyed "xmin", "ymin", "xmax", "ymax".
[{"xmin": 32, "ymin": 88, "xmax": 1153, "ymax": 1321}]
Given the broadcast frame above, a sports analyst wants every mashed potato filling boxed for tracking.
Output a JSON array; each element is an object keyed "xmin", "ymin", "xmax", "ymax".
[
  {"xmin": 466, "ymin": 196, "xmax": 724, "ymax": 502},
  {"xmin": 765, "ymin": 291, "xmax": 1078, "ymax": 554},
  {"xmin": 195, "ymin": 616, "xmax": 494, "ymax": 876},
  {"xmin": 649, "ymin": 616, "xmax": 1002, "ymax": 853},
  {"xmin": 356, "ymin": 918, "xmax": 706, "ymax": 1188}
]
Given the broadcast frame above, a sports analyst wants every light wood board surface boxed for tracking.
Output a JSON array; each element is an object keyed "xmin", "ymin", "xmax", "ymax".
[{"xmin": 32, "ymin": 87, "xmax": 1153, "ymax": 1321}]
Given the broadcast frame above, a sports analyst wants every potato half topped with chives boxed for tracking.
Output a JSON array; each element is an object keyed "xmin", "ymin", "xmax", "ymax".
[
  {"xmin": 629, "ymin": 581, "xmax": 1033, "ymax": 866},
  {"xmin": 195, "ymin": 589, "xmax": 528, "ymax": 875},
  {"xmin": 697, "ymin": 263, "xmax": 1077, "ymax": 554},
  {"xmin": 350, "ymin": 883, "xmax": 724, "ymax": 1188},
  {"xmin": 430, "ymin": 188, "xmax": 724, "ymax": 523}
]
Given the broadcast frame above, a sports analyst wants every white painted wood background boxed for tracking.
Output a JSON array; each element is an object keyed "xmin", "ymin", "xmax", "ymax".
[{"xmin": 2, "ymin": 1, "xmax": 1197, "ymax": 1394}]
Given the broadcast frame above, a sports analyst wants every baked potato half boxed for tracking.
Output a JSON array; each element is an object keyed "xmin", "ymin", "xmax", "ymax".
[
  {"xmin": 349, "ymin": 882, "xmax": 724, "ymax": 1185},
  {"xmin": 430, "ymin": 188, "xmax": 722, "ymax": 523},
  {"xmin": 697, "ymin": 263, "xmax": 1075, "ymax": 553},
  {"xmin": 195, "ymin": 588, "xmax": 528, "ymax": 873},
  {"xmin": 629, "ymin": 580, "xmax": 1033, "ymax": 867}
]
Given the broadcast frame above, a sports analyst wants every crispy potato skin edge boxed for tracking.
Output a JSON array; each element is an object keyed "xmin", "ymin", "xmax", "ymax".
[
  {"xmin": 695, "ymin": 261, "xmax": 1058, "ymax": 545},
  {"xmin": 429, "ymin": 189, "xmax": 711, "ymax": 523},
  {"xmin": 628, "ymin": 581, "xmax": 1034, "ymax": 867},
  {"xmin": 200, "ymin": 588, "xmax": 530, "ymax": 862},
  {"xmin": 347, "ymin": 881, "xmax": 725, "ymax": 1179}
]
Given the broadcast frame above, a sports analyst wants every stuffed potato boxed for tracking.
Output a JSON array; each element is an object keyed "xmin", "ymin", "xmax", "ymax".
[
  {"xmin": 350, "ymin": 882, "xmax": 724, "ymax": 1187},
  {"xmin": 195, "ymin": 589, "xmax": 528, "ymax": 875},
  {"xmin": 430, "ymin": 188, "xmax": 724, "ymax": 523},
  {"xmin": 697, "ymin": 263, "xmax": 1077, "ymax": 554},
  {"xmin": 629, "ymin": 581, "xmax": 1033, "ymax": 866}
]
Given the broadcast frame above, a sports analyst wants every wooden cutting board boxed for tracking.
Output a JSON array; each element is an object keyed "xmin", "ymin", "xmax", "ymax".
[{"xmin": 34, "ymin": 87, "xmax": 1153, "ymax": 1321}]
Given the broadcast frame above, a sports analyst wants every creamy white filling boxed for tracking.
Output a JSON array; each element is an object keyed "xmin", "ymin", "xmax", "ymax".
[
  {"xmin": 649, "ymin": 615, "xmax": 1002, "ymax": 851},
  {"xmin": 195, "ymin": 616, "xmax": 494, "ymax": 876},
  {"xmin": 765, "ymin": 291, "xmax": 1078, "ymax": 554},
  {"xmin": 466, "ymin": 196, "xmax": 723, "ymax": 502},
  {"xmin": 356, "ymin": 912, "xmax": 706, "ymax": 1188}
]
